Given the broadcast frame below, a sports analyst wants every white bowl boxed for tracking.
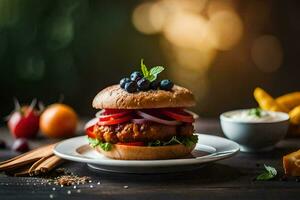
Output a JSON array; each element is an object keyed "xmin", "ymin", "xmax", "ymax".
[{"xmin": 220, "ymin": 109, "xmax": 290, "ymax": 152}]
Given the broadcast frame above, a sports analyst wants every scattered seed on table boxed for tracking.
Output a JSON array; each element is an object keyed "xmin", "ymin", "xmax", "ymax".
[
  {"xmin": 73, "ymin": 185, "xmax": 77, "ymax": 189},
  {"xmin": 90, "ymin": 185, "xmax": 94, "ymax": 188},
  {"xmin": 97, "ymin": 182, "xmax": 101, "ymax": 185},
  {"xmin": 49, "ymin": 194, "xmax": 54, "ymax": 199},
  {"xmin": 77, "ymin": 189, "xmax": 81, "ymax": 193},
  {"xmin": 123, "ymin": 185, "xmax": 129, "ymax": 189},
  {"xmin": 67, "ymin": 190, "xmax": 71, "ymax": 195},
  {"xmin": 52, "ymin": 187, "xmax": 56, "ymax": 191}
]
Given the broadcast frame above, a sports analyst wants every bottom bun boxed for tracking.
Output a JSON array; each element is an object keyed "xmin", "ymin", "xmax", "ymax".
[{"xmin": 96, "ymin": 144, "xmax": 196, "ymax": 160}]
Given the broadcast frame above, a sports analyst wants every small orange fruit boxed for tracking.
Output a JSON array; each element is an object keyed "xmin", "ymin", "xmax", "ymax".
[{"xmin": 40, "ymin": 103, "xmax": 78, "ymax": 138}]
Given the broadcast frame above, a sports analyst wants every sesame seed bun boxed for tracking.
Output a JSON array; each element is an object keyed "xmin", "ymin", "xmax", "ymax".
[
  {"xmin": 96, "ymin": 144, "xmax": 195, "ymax": 160},
  {"xmin": 92, "ymin": 84, "xmax": 195, "ymax": 109}
]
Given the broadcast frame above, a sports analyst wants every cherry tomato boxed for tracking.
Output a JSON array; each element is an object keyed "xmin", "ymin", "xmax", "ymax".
[
  {"xmin": 161, "ymin": 109, "xmax": 195, "ymax": 123},
  {"xmin": 8, "ymin": 106, "xmax": 40, "ymax": 139},
  {"xmin": 98, "ymin": 115, "xmax": 132, "ymax": 126},
  {"xmin": 117, "ymin": 142, "xmax": 145, "ymax": 146}
]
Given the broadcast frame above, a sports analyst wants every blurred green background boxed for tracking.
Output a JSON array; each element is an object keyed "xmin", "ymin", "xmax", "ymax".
[{"xmin": 1, "ymin": 0, "xmax": 300, "ymax": 121}]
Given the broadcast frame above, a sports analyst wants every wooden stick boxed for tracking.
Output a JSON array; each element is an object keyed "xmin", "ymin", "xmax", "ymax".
[
  {"xmin": 0, "ymin": 151, "xmax": 31, "ymax": 165},
  {"xmin": 35, "ymin": 155, "xmax": 63, "ymax": 173},
  {"xmin": 0, "ymin": 143, "xmax": 56, "ymax": 171},
  {"xmin": 5, "ymin": 163, "xmax": 32, "ymax": 177},
  {"xmin": 28, "ymin": 156, "xmax": 51, "ymax": 176}
]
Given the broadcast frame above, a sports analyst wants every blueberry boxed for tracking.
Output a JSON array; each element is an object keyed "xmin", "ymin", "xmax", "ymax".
[
  {"xmin": 120, "ymin": 77, "xmax": 130, "ymax": 89},
  {"xmin": 160, "ymin": 79, "xmax": 174, "ymax": 91},
  {"xmin": 150, "ymin": 80, "xmax": 160, "ymax": 90},
  {"xmin": 137, "ymin": 78, "xmax": 150, "ymax": 91},
  {"xmin": 12, "ymin": 138, "xmax": 29, "ymax": 153},
  {"xmin": 125, "ymin": 81, "xmax": 138, "ymax": 93},
  {"xmin": 130, "ymin": 71, "xmax": 142, "ymax": 81}
]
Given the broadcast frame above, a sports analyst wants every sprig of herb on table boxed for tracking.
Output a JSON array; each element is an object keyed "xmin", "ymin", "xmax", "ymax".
[
  {"xmin": 140, "ymin": 59, "xmax": 164, "ymax": 82},
  {"xmin": 248, "ymin": 108, "xmax": 262, "ymax": 118},
  {"xmin": 256, "ymin": 164, "xmax": 277, "ymax": 180}
]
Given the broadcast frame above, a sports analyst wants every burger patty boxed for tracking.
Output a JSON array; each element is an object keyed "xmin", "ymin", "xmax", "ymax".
[{"xmin": 93, "ymin": 123, "xmax": 194, "ymax": 144}]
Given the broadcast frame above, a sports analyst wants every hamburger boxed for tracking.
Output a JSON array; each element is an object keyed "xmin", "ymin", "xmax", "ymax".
[{"xmin": 85, "ymin": 60, "xmax": 198, "ymax": 160}]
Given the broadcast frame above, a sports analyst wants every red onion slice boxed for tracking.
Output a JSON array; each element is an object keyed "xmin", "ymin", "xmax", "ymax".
[
  {"xmin": 95, "ymin": 110, "xmax": 105, "ymax": 118},
  {"xmin": 131, "ymin": 118, "xmax": 149, "ymax": 124},
  {"xmin": 184, "ymin": 109, "xmax": 199, "ymax": 119},
  {"xmin": 84, "ymin": 118, "xmax": 98, "ymax": 130},
  {"xmin": 136, "ymin": 111, "xmax": 181, "ymax": 126}
]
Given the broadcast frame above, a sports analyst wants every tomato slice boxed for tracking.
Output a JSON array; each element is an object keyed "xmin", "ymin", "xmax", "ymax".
[
  {"xmin": 86, "ymin": 126, "xmax": 96, "ymax": 138},
  {"xmin": 161, "ymin": 110, "xmax": 195, "ymax": 123},
  {"xmin": 98, "ymin": 115, "xmax": 132, "ymax": 126},
  {"xmin": 117, "ymin": 142, "xmax": 145, "ymax": 146},
  {"xmin": 99, "ymin": 111, "xmax": 131, "ymax": 121}
]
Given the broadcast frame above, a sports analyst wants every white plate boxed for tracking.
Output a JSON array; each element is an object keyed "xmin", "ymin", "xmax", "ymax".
[{"xmin": 53, "ymin": 134, "xmax": 239, "ymax": 174}]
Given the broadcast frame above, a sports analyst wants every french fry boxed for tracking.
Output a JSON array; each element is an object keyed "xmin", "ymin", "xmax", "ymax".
[
  {"xmin": 276, "ymin": 92, "xmax": 300, "ymax": 111},
  {"xmin": 253, "ymin": 87, "xmax": 289, "ymax": 112},
  {"xmin": 283, "ymin": 150, "xmax": 300, "ymax": 176},
  {"xmin": 289, "ymin": 105, "xmax": 300, "ymax": 125}
]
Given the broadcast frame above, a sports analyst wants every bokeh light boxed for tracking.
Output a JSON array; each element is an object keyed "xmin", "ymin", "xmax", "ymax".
[
  {"xmin": 207, "ymin": 0, "xmax": 236, "ymax": 17},
  {"xmin": 132, "ymin": 2, "xmax": 160, "ymax": 35},
  {"xmin": 251, "ymin": 35, "xmax": 283, "ymax": 73},
  {"xmin": 208, "ymin": 11, "xmax": 243, "ymax": 50},
  {"xmin": 160, "ymin": 0, "xmax": 207, "ymax": 14},
  {"xmin": 16, "ymin": 55, "xmax": 45, "ymax": 81},
  {"xmin": 163, "ymin": 12, "xmax": 213, "ymax": 50},
  {"xmin": 0, "ymin": 0, "xmax": 20, "ymax": 27}
]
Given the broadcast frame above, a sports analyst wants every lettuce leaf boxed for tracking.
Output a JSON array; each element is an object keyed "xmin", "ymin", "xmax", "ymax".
[
  {"xmin": 88, "ymin": 135, "xmax": 198, "ymax": 151},
  {"xmin": 87, "ymin": 137, "xmax": 112, "ymax": 151},
  {"xmin": 148, "ymin": 135, "xmax": 198, "ymax": 147}
]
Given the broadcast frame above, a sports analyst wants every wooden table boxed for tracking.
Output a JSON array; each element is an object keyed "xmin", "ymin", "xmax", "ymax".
[{"xmin": 1, "ymin": 119, "xmax": 300, "ymax": 200}]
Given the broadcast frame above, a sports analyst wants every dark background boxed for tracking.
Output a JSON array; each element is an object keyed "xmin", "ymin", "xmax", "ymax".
[{"xmin": 0, "ymin": 0, "xmax": 299, "ymax": 122}]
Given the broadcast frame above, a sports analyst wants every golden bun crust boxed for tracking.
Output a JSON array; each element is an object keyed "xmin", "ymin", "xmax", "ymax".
[
  {"xmin": 92, "ymin": 84, "xmax": 195, "ymax": 109},
  {"xmin": 96, "ymin": 144, "xmax": 196, "ymax": 160}
]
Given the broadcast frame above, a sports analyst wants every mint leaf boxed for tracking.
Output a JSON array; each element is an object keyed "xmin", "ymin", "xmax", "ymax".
[
  {"xmin": 140, "ymin": 59, "xmax": 149, "ymax": 78},
  {"xmin": 248, "ymin": 108, "xmax": 262, "ymax": 118},
  {"xmin": 256, "ymin": 172, "xmax": 274, "ymax": 180},
  {"xmin": 264, "ymin": 164, "xmax": 277, "ymax": 176},
  {"xmin": 140, "ymin": 59, "xmax": 165, "ymax": 82},
  {"xmin": 256, "ymin": 164, "xmax": 277, "ymax": 180},
  {"xmin": 148, "ymin": 66, "xmax": 164, "ymax": 82}
]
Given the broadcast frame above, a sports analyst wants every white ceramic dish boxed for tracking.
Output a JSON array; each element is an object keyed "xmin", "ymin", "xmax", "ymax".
[
  {"xmin": 220, "ymin": 109, "xmax": 290, "ymax": 152},
  {"xmin": 54, "ymin": 134, "xmax": 239, "ymax": 174}
]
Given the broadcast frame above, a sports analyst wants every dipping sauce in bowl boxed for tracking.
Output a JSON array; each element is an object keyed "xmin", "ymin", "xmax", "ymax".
[
  {"xmin": 225, "ymin": 108, "xmax": 288, "ymax": 123},
  {"xmin": 220, "ymin": 108, "xmax": 289, "ymax": 152}
]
